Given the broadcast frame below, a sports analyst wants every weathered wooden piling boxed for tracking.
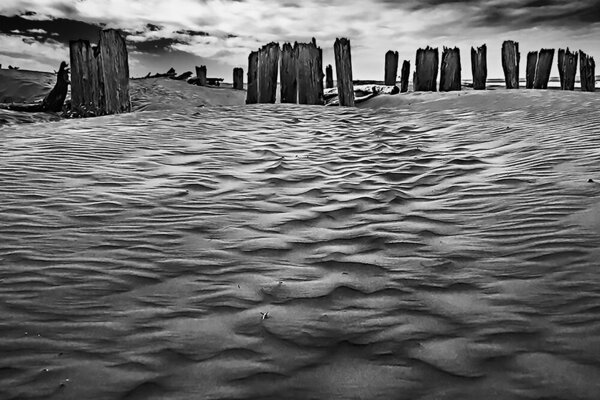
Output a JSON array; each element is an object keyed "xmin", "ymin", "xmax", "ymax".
[
  {"xmin": 470, "ymin": 44, "xmax": 487, "ymax": 90},
  {"xmin": 526, "ymin": 51, "xmax": 538, "ymax": 89},
  {"xmin": 533, "ymin": 49, "xmax": 554, "ymax": 89},
  {"xmin": 196, "ymin": 65, "xmax": 207, "ymax": 86},
  {"xmin": 501, "ymin": 40, "xmax": 520, "ymax": 89},
  {"xmin": 246, "ymin": 52, "xmax": 258, "ymax": 104},
  {"xmin": 233, "ymin": 67, "xmax": 244, "ymax": 90},
  {"xmin": 558, "ymin": 48, "xmax": 577, "ymax": 90},
  {"xmin": 579, "ymin": 51, "xmax": 596, "ymax": 92},
  {"xmin": 69, "ymin": 29, "xmax": 130, "ymax": 116},
  {"xmin": 69, "ymin": 40, "xmax": 101, "ymax": 115},
  {"xmin": 325, "ymin": 64, "xmax": 334, "ymax": 89},
  {"xmin": 98, "ymin": 29, "xmax": 130, "ymax": 114},
  {"xmin": 384, "ymin": 50, "xmax": 399, "ymax": 86},
  {"xmin": 257, "ymin": 42, "xmax": 280, "ymax": 103},
  {"xmin": 400, "ymin": 60, "xmax": 410, "ymax": 92},
  {"xmin": 280, "ymin": 42, "xmax": 297, "ymax": 103},
  {"xmin": 439, "ymin": 47, "xmax": 461, "ymax": 91},
  {"xmin": 333, "ymin": 38, "xmax": 354, "ymax": 107},
  {"xmin": 414, "ymin": 46, "xmax": 439, "ymax": 91},
  {"xmin": 296, "ymin": 39, "xmax": 324, "ymax": 105}
]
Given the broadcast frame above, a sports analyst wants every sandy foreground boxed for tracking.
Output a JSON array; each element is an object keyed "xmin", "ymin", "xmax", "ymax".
[{"xmin": 1, "ymin": 72, "xmax": 600, "ymax": 399}]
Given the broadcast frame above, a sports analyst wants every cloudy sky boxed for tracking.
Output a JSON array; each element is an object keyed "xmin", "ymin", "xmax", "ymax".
[{"xmin": 0, "ymin": 0, "xmax": 599, "ymax": 81}]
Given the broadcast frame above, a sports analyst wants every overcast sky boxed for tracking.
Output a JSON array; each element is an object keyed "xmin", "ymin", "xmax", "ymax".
[{"xmin": 0, "ymin": 0, "xmax": 599, "ymax": 81}]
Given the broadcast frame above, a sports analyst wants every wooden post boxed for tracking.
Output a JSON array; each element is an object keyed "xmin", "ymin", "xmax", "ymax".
[
  {"xmin": 579, "ymin": 50, "xmax": 596, "ymax": 92},
  {"xmin": 296, "ymin": 39, "xmax": 324, "ymax": 105},
  {"xmin": 470, "ymin": 44, "xmax": 487, "ymax": 90},
  {"xmin": 69, "ymin": 40, "xmax": 102, "ymax": 115},
  {"xmin": 384, "ymin": 50, "xmax": 399, "ymax": 86},
  {"xmin": 280, "ymin": 42, "xmax": 297, "ymax": 103},
  {"xmin": 98, "ymin": 29, "xmax": 130, "ymax": 114},
  {"xmin": 196, "ymin": 65, "xmax": 207, "ymax": 86},
  {"xmin": 257, "ymin": 42, "xmax": 279, "ymax": 103},
  {"xmin": 325, "ymin": 64, "xmax": 334, "ymax": 89},
  {"xmin": 333, "ymin": 38, "xmax": 354, "ymax": 107},
  {"xmin": 439, "ymin": 47, "xmax": 461, "ymax": 91},
  {"xmin": 400, "ymin": 60, "xmax": 410, "ymax": 92},
  {"xmin": 233, "ymin": 67, "xmax": 244, "ymax": 90},
  {"xmin": 398, "ymin": 60, "xmax": 410, "ymax": 93},
  {"xmin": 501, "ymin": 40, "xmax": 520, "ymax": 89},
  {"xmin": 533, "ymin": 49, "xmax": 554, "ymax": 89},
  {"xmin": 558, "ymin": 48, "xmax": 577, "ymax": 90},
  {"xmin": 526, "ymin": 51, "xmax": 538, "ymax": 89},
  {"xmin": 246, "ymin": 52, "xmax": 258, "ymax": 104},
  {"xmin": 414, "ymin": 46, "xmax": 438, "ymax": 91}
]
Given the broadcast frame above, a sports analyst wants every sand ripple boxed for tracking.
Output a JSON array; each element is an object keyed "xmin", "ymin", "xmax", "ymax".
[{"xmin": 1, "ymin": 90, "xmax": 600, "ymax": 399}]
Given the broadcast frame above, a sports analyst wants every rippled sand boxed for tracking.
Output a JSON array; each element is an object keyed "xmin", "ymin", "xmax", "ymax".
[{"xmin": 1, "ymin": 83, "xmax": 600, "ymax": 399}]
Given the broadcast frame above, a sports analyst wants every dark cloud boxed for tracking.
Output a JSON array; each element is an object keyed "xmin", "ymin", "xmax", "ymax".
[
  {"xmin": 175, "ymin": 29, "xmax": 211, "ymax": 37},
  {"xmin": 131, "ymin": 38, "xmax": 188, "ymax": 53},
  {"xmin": 0, "ymin": 14, "xmax": 105, "ymax": 44},
  {"xmin": 377, "ymin": 0, "xmax": 600, "ymax": 27}
]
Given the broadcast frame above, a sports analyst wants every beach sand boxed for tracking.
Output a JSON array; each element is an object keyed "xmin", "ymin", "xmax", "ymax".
[{"xmin": 1, "ymin": 73, "xmax": 600, "ymax": 399}]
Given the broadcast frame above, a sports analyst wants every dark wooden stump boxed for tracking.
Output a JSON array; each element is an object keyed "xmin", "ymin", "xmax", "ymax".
[
  {"xmin": 325, "ymin": 64, "xmax": 334, "ymax": 89},
  {"xmin": 233, "ymin": 67, "xmax": 244, "ymax": 90},
  {"xmin": 246, "ymin": 52, "xmax": 258, "ymax": 104},
  {"xmin": 579, "ymin": 51, "xmax": 596, "ymax": 92},
  {"xmin": 439, "ymin": 47, "xmax": 461, "ymax": 92},
  {"xmin": 533, "ymin": 49, "xmax": 554, "ymax": 89},
  {"xmin": 334, "ymin": 38, "xmax": 354, "ymax": 107},
  {"xmin": 69, "ymin": 29, "xmax": 130, "ymax": 116},
  {"xmin": 384, "ymin": 50, "xmax": 399, "ymax": 86},
  {"xmin": 558, "ymin": 48, "xmax": 577, "ymax": 90},
  {"xmin": 400, "ymin": 60, "xmax": 410, "ymax": 93},
  {"xmin": 414, "ymin": 46, "xmax": 438, "ymax": 92},
  {"xmin": 98, "ymin": 29, "xmax": 130, "ymax": 114},
  {"xmin": 69, "ymin": 40, "xmax": 102, "ymax": 115},
  {"xmin": 470, "ymin": 44, "xmax": 487, "ymax": 90},
  {"xmin": 196, "ymin": 65, "xmax": 207, "ymax": 86},
  {"xmin": 526, "ymin": 51, "xmax": 538, "ymax": 89},
  {"xmin": 280, "ymin": 42, "xmax": 297, "ymax": 103},
  {"xmin": 296, "ymin": 40, "xmax": 324, "ymax": 105},
  {"xmin": 501, "ymin": 40, "xmax": 520, "ymax": 89},
  {"xmin": 257, "ymin": 42, "xmax": 279, "ymax": 103}
]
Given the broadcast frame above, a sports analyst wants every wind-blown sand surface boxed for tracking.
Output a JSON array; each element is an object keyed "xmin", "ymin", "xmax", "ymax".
[{"xmin": 1, "ymin": 75, "xmax": 600, "ymax": 399}]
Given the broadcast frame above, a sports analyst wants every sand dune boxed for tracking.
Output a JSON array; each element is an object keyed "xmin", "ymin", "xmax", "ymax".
[{"xmin": 1, "ymin": 73, "xmax": 600, "ymax": 399}]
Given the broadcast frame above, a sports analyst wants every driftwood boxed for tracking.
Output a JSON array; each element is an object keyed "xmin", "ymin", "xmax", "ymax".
[
  {"xmin": 414, "ymin": 46, "xmax": 438, "ymax": 91},
  {"xmin": 172, "ymin": 71, "xmax": 193, "ymax": 81},
  {"xmin": 533, "ymin": 49, "xmax": 554, "ymax": 89},
  {"xmin": 471, "ymin": 45, "xmax": 487, "ymax": 90},
  {"xmin": 558, "ymin": 48, "xmax": 577, "ymax": 90},
  {"xmin": 526, "ymin": 51, "xmax": 538, "ymax": 89},
  {"xmin": 325, "ymin": 64, "xmax": 334, "ymax": 89},
  {"xmin": 246, "ymin": 51, "xmax": 258, "ymax": 104},
  {"xmin": 384, "ymin": 50, "xmax": 399, "ymax": 86},
  {"xmin": 501, "ymin": 40, "xmax": 520, "ymax": 89},
  {"xmin": 280, "ymin": 43, "xmax": 297, "ymax": 103},
  {"xmin": 324, "ymin": 85, "xmax": 399, "ymax": 106},
  {"xmin": 439, "ymin": 47, "xmax": 461, "ymax": 91},
  {"xmin": 233, "ymin": 68, "xmax": 244, "ymax": 90},
  {"xmin": 334, "ymin": 38, "xmax": 354, "ymax": 107},
  {"xmin": 195, "ymin": 66, "xmax": 207, "ymax": 86},
  {"xmin": 400, "ymin": 60, "xmax": 410, "ymax": 92},
  {"xmin": 0, "ymin": 61, "xmax": 70, "ymax": 113},
  {"xmin": 296, "ymin": 39, "xmax": 324, "ymax": 105},
  {"xmin": 257, "ymin": 42, "xmax": 279, "ymax": 103},
  {"xmin": 579, "ymin": 51, "xmax": 596, "ymax": 92}
]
